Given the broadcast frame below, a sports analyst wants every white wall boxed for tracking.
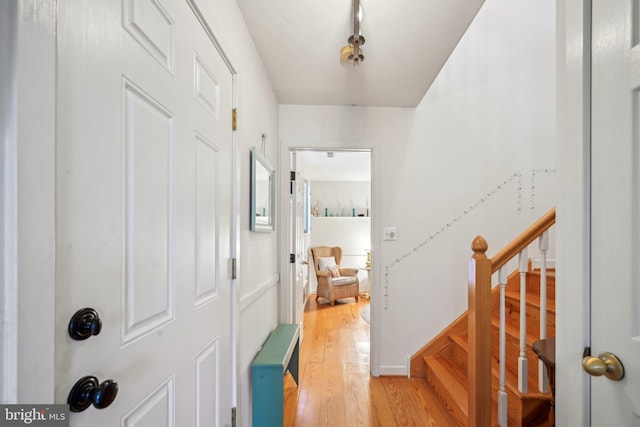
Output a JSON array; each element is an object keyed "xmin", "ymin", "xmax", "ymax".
[
  {"xmin": 280, "ymin": 107, "xmax": 415, "ymax": 375},
  {"xmin": 306, "ymin": 180, "xmax": 371, "ymax": 291},
  {"xmin": 280, "ymin": 0, "xmax": 556, "ymax": 375},
  {"xmin": 195, "ymin": 3, "xmax": 280, "ymax": 426},
  {"xmin": 310, "ymin": 181, "xmax": 370, "ymax": 218}
]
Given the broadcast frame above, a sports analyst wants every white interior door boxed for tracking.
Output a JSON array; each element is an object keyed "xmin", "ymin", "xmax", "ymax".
[
  {"xmin": 591, "ymin": 0, "xmax": 640, "ymax": 423},
  {"xmin": 55, "ymin": 1, "xmax": 233, "ymax": 425},
  {"xmin": 289, "ymin": 155, "xmax": 305, "ymax": 328}
]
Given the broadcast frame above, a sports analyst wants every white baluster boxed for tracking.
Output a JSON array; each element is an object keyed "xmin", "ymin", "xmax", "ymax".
[
  {"xmin": 498, "ymin": 266, "xmax": 508, "ymax": 427},
  {"xmin": 518, "ymin": 248, "xmax": 528, "ymax": 393},
  {"xmin": 538, "ymin": 231, "xmax": 549, "ymax": 393}
]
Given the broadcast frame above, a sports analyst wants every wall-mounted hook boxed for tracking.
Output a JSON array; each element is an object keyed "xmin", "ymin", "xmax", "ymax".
[{"xmin": 261, "ymin": 133, "xmax": 267, "ymax": 154}]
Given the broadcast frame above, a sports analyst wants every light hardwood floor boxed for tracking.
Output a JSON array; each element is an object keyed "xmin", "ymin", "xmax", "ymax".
[{"xmin": 283, "ymin": 296, "xmax": 457, "ymax": 426}]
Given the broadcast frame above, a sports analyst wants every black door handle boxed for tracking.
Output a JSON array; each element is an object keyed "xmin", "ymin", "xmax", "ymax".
[
  {"xmin": 68, "ymin": 308, "xmax": 102, "ymax": 340},
  {"xmin": 67, "ymin": 376, "xmax": 118, "ymax": 412}
]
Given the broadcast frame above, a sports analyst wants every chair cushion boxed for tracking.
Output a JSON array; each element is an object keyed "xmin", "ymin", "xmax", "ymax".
[
  {"xmin": 330, "ymin": 276, "xmax": 357, "ymax": 286},
  {"xmin": 317, "ymin": 256, "xmax": 337, "ymax": 270},
  {"xmin": 318, "ymin": 256, "xmax": 341, "ymax": 277}
]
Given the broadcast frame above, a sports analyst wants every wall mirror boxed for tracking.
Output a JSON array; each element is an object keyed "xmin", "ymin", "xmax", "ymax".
[{"xmin": 250, "ymin": 147, "xmax": 275, "ymax": 232}]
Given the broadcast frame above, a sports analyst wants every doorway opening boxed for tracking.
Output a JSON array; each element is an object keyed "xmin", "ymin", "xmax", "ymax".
[{"xmin": 289, "ymin": 148, "xmax": 372, "ymax": 344}]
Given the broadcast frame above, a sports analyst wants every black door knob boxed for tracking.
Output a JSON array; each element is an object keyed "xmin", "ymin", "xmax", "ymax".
[
  {"xmin": 68, "ymin": 308, "xmax": 102, "ymax": 340},
  {"xmin": 67, "ymin": 376, "xmax": 118, "ymax": 412}
]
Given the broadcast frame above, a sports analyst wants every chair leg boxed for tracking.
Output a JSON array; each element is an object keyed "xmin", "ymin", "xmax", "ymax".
[
  {"xmin": 355, "ymin": 295, "xmax": 359, "ymax": 302},
  {"xmin": 330, "ymin": 300, "xmax": 335, "ymax": 306}
]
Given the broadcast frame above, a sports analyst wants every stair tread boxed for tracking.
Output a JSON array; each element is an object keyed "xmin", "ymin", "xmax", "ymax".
[
  {"xmin": 424, "ymin": 355, "xmax": 468, "ymax": 419},
  {"xmin": 505, "ymin": 291, "xmax": 556, "ymax": 312},
  {"xmin": 528, "ymin": 269, "xmax": 555, "ymax": 277}
]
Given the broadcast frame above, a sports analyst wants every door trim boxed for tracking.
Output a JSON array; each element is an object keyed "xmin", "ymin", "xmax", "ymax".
[
  {"xmin": 1, "ymin": 0, "xmax": 56, "ymax": 403},
  {"xmin": 556, "ymin": 0, "xmax": 591, "ymax": 424},
  {"xmin": 279, "ymin": 147, "xmax": 380, "ymax": 375}
]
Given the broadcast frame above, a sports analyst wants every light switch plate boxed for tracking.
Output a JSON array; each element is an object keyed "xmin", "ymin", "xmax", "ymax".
[{"xmin": 383, "ymin": 227, "xmax": 397, "ymax": 241}]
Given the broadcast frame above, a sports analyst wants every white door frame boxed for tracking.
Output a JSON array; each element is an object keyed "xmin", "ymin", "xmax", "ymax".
[
  {"xmin": 289, "ymin": 153, "xmax": 304, "ymax": 331},
  {"xmin": 1, "ymin": 0, "xmax": 56, "ymax": 403},
  {"xmin": 1, "ymin": 0, "xmax": 241, "ymax": 408},
  {"xmin": 278, "ymin": 146, "xmax": 380, "ymax": 375},
  {"xmin": 556, "ymin": 0, "xmax": 591, "ymax": 424}
]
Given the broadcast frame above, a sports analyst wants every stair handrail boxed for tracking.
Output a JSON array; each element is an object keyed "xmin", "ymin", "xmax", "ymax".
[
  {"xmin": 490, "ymin": 208, "xmax": 556, "ymax": 273},
  {"xmin": 468, "ymin": 208, "xmax": 555, "ymax": 427}
]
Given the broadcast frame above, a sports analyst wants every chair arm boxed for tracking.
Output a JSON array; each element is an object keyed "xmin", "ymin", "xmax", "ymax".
[
  {"xmin": 339, "ymin": 268, "xmax": 358, "ymax": 277},
  {"xmin": 316, "ymin": 270, "xmax": 330, "ymax": 278}
]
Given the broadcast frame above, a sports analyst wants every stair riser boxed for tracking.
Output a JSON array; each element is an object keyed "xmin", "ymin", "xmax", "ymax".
[
  {"xmin": 490, "ymin": 381, "xmax": 525, "ymax": 427},
  {"xmin": 490, "ymin": 374, "xmax": 552, "ymax": 427},
  {"xmin": 448, "ymin": 336, "xmax": 468, "ymax": 373},
  {"xmin": 503, "ymin": 298, "xmax": 556, "ymax": 339},
  {"xmin": 525, "ymin": 273, "xmax": 556, "ymax": 295},
  {"xmin": 506, "ymin": 273, "xmax": 555, "ymax": 297}
]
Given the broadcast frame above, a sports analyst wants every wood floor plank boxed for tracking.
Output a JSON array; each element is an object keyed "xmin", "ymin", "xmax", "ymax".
[
  {"xmin": 342, "ymin": 361, "xmax": 372, "ymax": 426},
  {"xmin": 283, "ymin": 372, "xmax": 301, "ymax": 426},
  {"xmin": 292, "ymin": 362, "xmax": 325, "ymax": 427},
  {"xmin": 366, "ymin": 375, "xmax": 400, "ymax": 426},
  {"xmin": 322, "ymin": 360, "xmax": 347, "ymax": 426},
  {"xmin": 383, "ymin": 376, "xmax": 435, "ymax": 426},
  {"xmin": 282, "ymin": 296, "xmax": 457, "ymax": 427}
]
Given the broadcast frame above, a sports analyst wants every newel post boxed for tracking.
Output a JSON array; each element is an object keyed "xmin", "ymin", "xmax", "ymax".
[{"xmin": 468, "ymin": 236, "xmax": 492, "ymax": 427}]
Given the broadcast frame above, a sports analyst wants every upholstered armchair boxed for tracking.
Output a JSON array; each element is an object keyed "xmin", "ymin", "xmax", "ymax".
[{"xmin": 311, "ymin": 246, "xmax": 360, "ymax": 306}]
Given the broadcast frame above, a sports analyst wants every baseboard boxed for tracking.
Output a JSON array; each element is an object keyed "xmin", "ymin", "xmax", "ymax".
[{"xmin": 378, "ymin": 365, "xmax": 409, "ymax": 377}]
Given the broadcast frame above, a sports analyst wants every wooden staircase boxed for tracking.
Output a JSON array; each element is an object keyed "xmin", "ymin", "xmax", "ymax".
[{"xmin": 410, "ymin": 266, "xmax": 555, "ymax": 426}]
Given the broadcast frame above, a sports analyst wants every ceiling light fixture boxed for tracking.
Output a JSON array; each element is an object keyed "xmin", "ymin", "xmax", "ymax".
[{"xmin": 340, "ymin": 0, "xmax": 365, "ymax": 66}]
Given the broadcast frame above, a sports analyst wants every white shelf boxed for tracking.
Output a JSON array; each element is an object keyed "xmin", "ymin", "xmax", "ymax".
[{"xmin": 312, "ymin": 215, "xmax": 370, "ymax": 219}]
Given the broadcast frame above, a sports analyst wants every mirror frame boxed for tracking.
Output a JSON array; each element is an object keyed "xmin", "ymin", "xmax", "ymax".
[{"xmin": 250, "ymin": 147, "xmax": 276, "ymax": 232}]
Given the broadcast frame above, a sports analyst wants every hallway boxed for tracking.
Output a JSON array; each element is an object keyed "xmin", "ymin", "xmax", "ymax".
[{"xmin": 283, "ymin": 297, "xmax": 456, "ymax": 426}]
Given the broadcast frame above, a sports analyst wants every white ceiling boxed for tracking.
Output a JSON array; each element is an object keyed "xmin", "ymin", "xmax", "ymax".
[{"xmin": 235, "ymin": 0, "xmax": 485, "ymax": 107}]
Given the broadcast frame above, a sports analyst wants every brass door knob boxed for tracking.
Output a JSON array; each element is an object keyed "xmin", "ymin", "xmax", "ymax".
[{"xmin": 582, "ymin": 352, "xmax": 625, "ymax": 381}]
